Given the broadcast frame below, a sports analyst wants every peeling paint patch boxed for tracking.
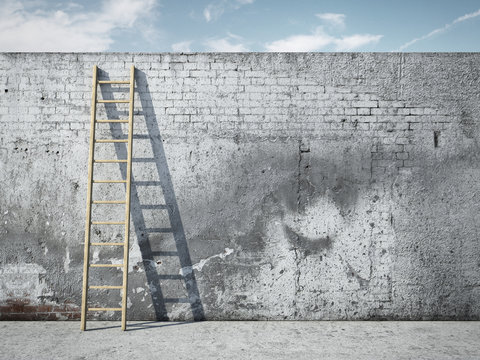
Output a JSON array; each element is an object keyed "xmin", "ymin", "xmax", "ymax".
[
  {"xmin": 63, "ymin": 247, "xmax": 70, "ymax": 273},
  {"xmin": 92, "ymin": 248, "xmax": 100, "ymax": 264},
  {"xmin": 0, "ymin": 263, "xmax": 53, "ymax": 303},
  {"xmin": 127, "ymin": 241, "xmax": 144, "ymax": 272},
  {"xmin": 179, "ymin": 248, "xmax": 234, "ymax": 276}
]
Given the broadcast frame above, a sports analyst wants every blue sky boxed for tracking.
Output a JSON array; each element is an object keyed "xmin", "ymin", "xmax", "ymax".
[{"xmin": 1, "ymin": 0, "xmax": 480, "ymax": 52}]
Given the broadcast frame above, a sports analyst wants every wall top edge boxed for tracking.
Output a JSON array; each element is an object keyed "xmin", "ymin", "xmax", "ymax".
[{"xmin": 0, "ymin": 52, "xmax": 479, "ymax": 56}]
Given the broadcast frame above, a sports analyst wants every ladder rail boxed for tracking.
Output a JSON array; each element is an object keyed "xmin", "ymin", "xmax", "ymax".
[{"xmin": 80, "ymin": 65, "xmax": 98, "ymax": 331}]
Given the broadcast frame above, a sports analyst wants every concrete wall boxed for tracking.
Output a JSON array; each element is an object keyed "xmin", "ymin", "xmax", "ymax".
[{"xmin": 1, "ymin": 53, "xmax": 479, "ymax": 321}]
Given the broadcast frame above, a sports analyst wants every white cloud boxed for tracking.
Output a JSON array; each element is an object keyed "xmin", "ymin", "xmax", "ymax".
[
  {"xmin": 0, "ymin": 0, "xmax": 157, "ymax": 51},
  {"xmin": 265, "ymin": 26, "xmax": 382, "ymax": 52},
  {"xmin": 203, "ymin": 0, "xmax": 254, "ymax": 22},
  {"xmin": 203, "ymin": 8, "xmax": 210, "ymax": 21},
  {"xmin": 316, "ymin": 13, "xmax": 345, "ymax": 28},
  {"xmin": 454, "ymin": 8, "xmax": 480, "ymax": 23},
  {"xmin": 397, "ymin": 8, "xmax": 480, "ymax": 51},
  {"xmin": 172, "ymin": 40, "xmax": 192, "ymax": 52},
  {"xmin": 203, "ymin": 1, "xmax": 225, "ymax": 22},
  {"xmin": 226, "ymin": 31, "xmax": 243, "ymax": 41},
  {"xmin": 265, "ymin": 27, "xmax": 333, "ymax": 52},
  {"xmin": 334, "ymin": 34, "xmax": 383, "ymax": 51},
  {"xmin": 205, "ymin": 33, "xmax": 249, "ymax": 51}
]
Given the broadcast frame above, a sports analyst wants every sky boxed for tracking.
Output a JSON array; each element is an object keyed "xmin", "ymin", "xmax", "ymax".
[{"xmin": 1, "ymin": 0, "xmax": 480, "ymax": 52}]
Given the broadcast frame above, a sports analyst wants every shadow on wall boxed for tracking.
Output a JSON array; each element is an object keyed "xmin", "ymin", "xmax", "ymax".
[{"xmin": 97, "ymin": 68, "xmax": 205, "ymax": 321}]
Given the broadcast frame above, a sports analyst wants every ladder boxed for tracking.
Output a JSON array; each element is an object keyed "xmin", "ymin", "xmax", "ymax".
[{"xmin": 80, "ymin": 65, "xmax": 135, "ymax": 331}]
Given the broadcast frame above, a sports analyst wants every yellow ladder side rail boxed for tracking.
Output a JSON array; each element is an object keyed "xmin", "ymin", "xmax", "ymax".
[
  {"xmin": 121, "ymin": 65, "xmax": 135, "ymax": 331},
  {"xmin": 80, "ymin": 65, "xmax": 98, "ymax": 331}
]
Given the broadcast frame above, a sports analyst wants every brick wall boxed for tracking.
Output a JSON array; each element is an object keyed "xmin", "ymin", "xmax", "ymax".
[{"xmin": 1, "ymin": 53, "xmax": 479, "ymax": 321}]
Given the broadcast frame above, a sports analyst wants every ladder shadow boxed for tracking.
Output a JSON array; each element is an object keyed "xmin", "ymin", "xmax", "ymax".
[
  {"xmin": 97, "ymin": 68, "xmax": 205, "ymax": 322},
  {"xmin": 85, "ymin": 321, "xmax": 193, "ymax": 332},
  {"xmin": 126, "ymin": 321, "xmax": 195, "ymax": 332}
]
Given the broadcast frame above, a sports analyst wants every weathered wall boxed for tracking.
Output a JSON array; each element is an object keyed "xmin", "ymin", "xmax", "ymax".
[{"xmin": 0, "ymin": 53, "xmax": 479, "ymax": 321}]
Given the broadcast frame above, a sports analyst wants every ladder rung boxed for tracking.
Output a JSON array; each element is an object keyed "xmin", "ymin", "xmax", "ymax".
[
  {"xmin": 88, "ymin": 308, "xmax": 122, "ymax": 311},
  {"xmin": 96, "ymin": 120, "xmax": 129, "ymax": 123},
  {"xmin": 95, "ymin": 139, "xmax": 128, "ymax": 143},
  {"xmin": 98, "ymin": 81, "xmax": 130, "ymax": 84},
  {"xmin": 91, "ymin": 221, "xmax": 125, "ymax": 225},
  {"xmin": 93, "ymin": 180, "xmax": 127, "ymax": 183},
  {"xmin": 92, "ymin": 200, "xmax": 126, "ymax": 204},
  {"xmin": 97, "ymin": 100, "xmax": 130, "ymax": 103},
  {"xmin": 89, "ymin": 285, "xmax": 123, "ymax": 289},
  {"xmin": 94, "ymin": 160, "xmax": 128, "ymax": 163},
  {"xmin": 91, "ymin": 242, "xmax": 125, "ymax": 246},
  {"xmin": 90, "ymin": 264, "xmax": 124, "ymax": 268}
]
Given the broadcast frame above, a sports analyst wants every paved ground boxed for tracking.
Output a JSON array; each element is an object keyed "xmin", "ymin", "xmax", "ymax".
[{"xmin": 0, "ymin": 321, "xmax": 479, "ymax": 359}]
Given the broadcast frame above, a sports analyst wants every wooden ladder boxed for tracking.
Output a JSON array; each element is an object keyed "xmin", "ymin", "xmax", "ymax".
[{"xmin": 80, "ymin": 65, "xmax": 135, "ymax": 331}]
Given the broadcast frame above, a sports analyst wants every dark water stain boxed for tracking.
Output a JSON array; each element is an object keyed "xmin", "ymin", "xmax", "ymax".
[
  {"xmin": 288, "ymin": 155, "xmax": 362, "ymax": 217},
  {"xmin": 235, "ymin": 216, "xmax": 267, "ymax": 252},
  {"xmin": 283, "ymin": 225, "xmax": 332, "ymax": 255},
  {"xmin": 459, "ymin": 110, "xmax": 475, "ymax": 139},
  {"xmin": 188, "ymin": 147, "xmax": 369, "ymax": 261},
  {"xmin": 345, "ymin": 261, "xmax": 370, "ymax": 290}
]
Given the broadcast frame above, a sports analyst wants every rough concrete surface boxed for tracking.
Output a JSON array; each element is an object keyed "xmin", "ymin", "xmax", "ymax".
[
  {"xmin": 0, "ymin": 321, "xmax": 479, "ymax": 360},
  {"xmin": 1, "ymin": 53, "xmax": 480, "ymax": 321}
]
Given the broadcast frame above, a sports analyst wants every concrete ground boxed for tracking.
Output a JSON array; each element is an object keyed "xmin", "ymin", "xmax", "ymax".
[{"xmin": 0, "ymin": 321, "xmax": 479, "ymax": 360}]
